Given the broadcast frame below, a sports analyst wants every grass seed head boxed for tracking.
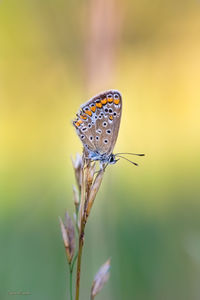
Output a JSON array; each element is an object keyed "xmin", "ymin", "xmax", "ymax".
[
  {"xmin": 59, "ymin": 212, "xmax": 75, "ymax": 264},
  {"xmin": 91, "ymin": 258, "xmax": 111, "ymax": 299}
]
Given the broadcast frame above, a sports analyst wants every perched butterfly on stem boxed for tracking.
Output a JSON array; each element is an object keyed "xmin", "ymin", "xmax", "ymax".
[{"xmin": 73, "ymin": 90, "xmax": 144, "ymax": 167}]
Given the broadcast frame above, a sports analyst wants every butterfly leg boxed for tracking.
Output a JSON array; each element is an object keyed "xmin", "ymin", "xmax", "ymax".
[{"xmin": 100, "ymin": 162, "xmax": 108, "ymax": 172}]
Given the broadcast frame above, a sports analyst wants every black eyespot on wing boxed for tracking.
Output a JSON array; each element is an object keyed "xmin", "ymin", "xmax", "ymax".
[
  {"xmin": 104, "ymin": 139, "xmax": 108, "ymax": 144},
  {"xmin": 105, "ymin": 108, "xmax": 108, "ymax": 113},
  {"xmin": 106, "ymin": 129, "xmax": 111, "ymax": 134},
  {"xmin": 103, "ymin": 122, "xmax": 107, "ymax": 127},
  {"xmin": 109, "ymin": 109, "xmax": 113, "ymax": 113},
  {"xmin": 114, "ymin": 93, "xmax": 119, "ymax": 99},
  {"xmin": 96, "ymin": 136, "xmax": 99, "ymax": 140},
  {"xmin": 113, "ymin": 112, "xmax": 117, "ymax": 116},
  {"xmin": 89, "ymin": 136, "xmax": 93, "ymax": 141}
]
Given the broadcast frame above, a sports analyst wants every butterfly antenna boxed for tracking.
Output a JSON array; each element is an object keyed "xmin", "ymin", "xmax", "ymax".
[
  {"xmin": 115, "ymin": 152, "xmax": 145, "ymax": 157},
  {"xmin": 116, "ymin": 155, "xmax": 138, "ymax": 166}
]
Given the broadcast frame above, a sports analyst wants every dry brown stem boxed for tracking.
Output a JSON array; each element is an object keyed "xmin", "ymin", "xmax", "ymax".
[{"xmin": 75, "ymin": 154, "xmax": 104, "ymax": 300}]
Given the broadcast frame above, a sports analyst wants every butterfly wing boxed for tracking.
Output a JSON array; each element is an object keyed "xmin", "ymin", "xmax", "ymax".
[
  {"xmin": 73, "ymin": 106, "xmax": 97, "ymax": 152},
  {"xmin": 93, "ymin": 90, "xmax": 122, "ymax": 155},
  {"xmin": 73, "ymin": 90, "xmax": 122, "ymax": 155}
]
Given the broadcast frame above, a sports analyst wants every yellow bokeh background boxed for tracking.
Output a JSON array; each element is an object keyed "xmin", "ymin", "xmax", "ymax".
[{"xmin": 1, "ymin": 0, "xmax": 200, "ymax": 299}]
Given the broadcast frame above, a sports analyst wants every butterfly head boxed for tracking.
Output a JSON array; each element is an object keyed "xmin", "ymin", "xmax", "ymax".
[
  {"xmin": 106, "ymin": 153, "xmax": 145, "ymax": 166},
  {"xmin": 108, "ymin": 153, "xmax": 119, "ymax": 164},
  {"xmin": 86, "ymin": 149, "xmax": 119, "ymax": 165}
]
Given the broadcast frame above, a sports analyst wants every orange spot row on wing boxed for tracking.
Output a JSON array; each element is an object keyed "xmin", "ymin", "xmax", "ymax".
[
  {"xmin": 109, "ymin": 115, "xmax": 113, "ymax": 120},
  {"xmin": 80, "ymin": 114, "xmax": 87, "ymax": 120},
  {"xmin": 96, "ymin": 102, "xmax": 102, "ymax": 108},
  {"xmin": 107, "ymin": 97, "xmax": 113, "ymax": 103},
  {"xmin": 101, "ymin": 98, "xmax": 107, "ymax": 105},
  {"xmin": 85, "ymin": 110, "xmax": 92, "ymax": 116},
  {"xmin": 90, "ymin": 106, "xmax": 96, "ymax": 112},
  {"xmin": 114, "ymin": 99, "xmax": 120, "ymax": 105},
  {"xmin": 75, "ymin": 121, "xmax": 81, "ymax": 127}
]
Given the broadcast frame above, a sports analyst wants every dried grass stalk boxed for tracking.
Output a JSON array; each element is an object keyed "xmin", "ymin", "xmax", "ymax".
[
  {"xmin": 75, "ymin": 153, "xmax": 105, "ymax": 300},
  {"xmin": 91, "ymin": 259, "xmax": 111, "ymax": 300},
  {"xmin": 59, "ymin": 213, "xmax": 75, "ymax": 264},
  {"xmin": 61, "ymin": 152, "xmax": 109, "ymax": 300}
]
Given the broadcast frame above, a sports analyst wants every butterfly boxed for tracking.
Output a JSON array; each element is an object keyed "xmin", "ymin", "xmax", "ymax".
[{"xmin": 73, "ymin": 90, "xmax": 144, "ymax": 167}]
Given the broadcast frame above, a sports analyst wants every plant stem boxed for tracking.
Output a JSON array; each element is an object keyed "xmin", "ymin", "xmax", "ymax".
[
  {"xmin": 75, "ymin": 164, "xmax": 86, "ymax": 300},
  {"xmin": 75, "ymin": 222, "xmax": 85, "ymax": 300},
  {"xmin": 71, "ymin": 251, "xmax": 78, "ymax": 271},
  {"xmin": 75, "ymin": 207, "xmax": 80, "ymax": 233},
  {"xmin": 75, "ymin": 162, "xmax": 85, "ymax": 300},
  {"xmin": 68, "ymin": 252, "xmax": 78, "ymax": 300},
  {"xmin": 69, "ymin": 267, "xmax": 73, "ymax": 300}
]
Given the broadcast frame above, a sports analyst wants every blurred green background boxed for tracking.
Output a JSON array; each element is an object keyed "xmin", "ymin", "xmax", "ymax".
[{"xmin": 1, "ymin": 0, "xmax": 200, "ymax": 299}]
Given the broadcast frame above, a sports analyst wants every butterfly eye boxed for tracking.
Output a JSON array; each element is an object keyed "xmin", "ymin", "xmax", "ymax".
[{"xmin": 109, "ymin": 155, "xmax": 114, "ymax": 163}]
